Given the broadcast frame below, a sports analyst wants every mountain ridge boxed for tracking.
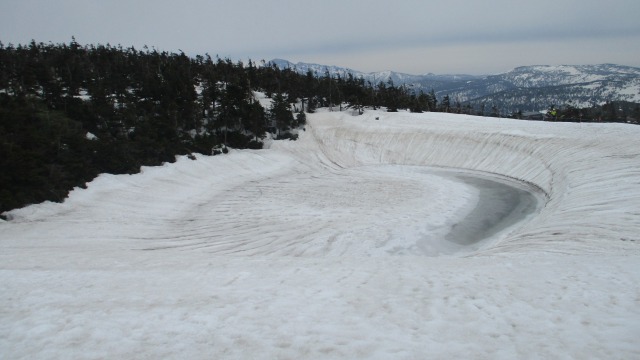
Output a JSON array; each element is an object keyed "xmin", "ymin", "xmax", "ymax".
[{"xmin": 270, "ymin": 59, "xmax": 640, "ymax": 112}]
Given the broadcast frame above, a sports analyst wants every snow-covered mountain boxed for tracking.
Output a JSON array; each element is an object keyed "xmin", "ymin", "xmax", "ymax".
[
  {"xmin": 497, "ymin": 64, "xmax": 640, "ymax": 88},
  {"xmin": 465, "ymin": 64, "xmax": 640, "ymax": 111},
  {"xmin": 270, "ymin": 58, "xmax": 477, "ymax": 85},
  {"xmin": 271, "ymin": 60, "xmax": 640, "ymax": 112}
]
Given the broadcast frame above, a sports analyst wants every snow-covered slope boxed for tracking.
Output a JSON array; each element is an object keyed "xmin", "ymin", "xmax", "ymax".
[
  {"xmin": 1, "ymin": 111, "xmax": 639, "ymax": 359},
  {"xmin": 305, "ymin": 112, "xmax": 640, "ymax": 255}
]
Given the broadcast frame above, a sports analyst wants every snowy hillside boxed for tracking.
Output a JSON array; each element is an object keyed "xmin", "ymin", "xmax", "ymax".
[{"xmin": 2, "ymin": 111, "xmax": 639, "ymax": 359}]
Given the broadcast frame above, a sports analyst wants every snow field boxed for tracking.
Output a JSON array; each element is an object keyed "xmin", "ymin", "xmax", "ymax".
[
  {"xmin": 1, "ymin": 110, "xmax": 640, "ymax": 359},
  {"xmin": 2, "ymin": 255, "xmax": 637, "ymax": 359}
]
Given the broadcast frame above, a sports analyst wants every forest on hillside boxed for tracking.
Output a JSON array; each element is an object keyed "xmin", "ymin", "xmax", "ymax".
[{"xmin": 0, "ymin": 40, "xmax": 637, "ymax": 214}]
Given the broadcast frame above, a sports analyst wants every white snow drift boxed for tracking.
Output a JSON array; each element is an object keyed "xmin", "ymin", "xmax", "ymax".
[{"xmin": 1, "ymin": 110, "xmax": 639, "ymax": 359}]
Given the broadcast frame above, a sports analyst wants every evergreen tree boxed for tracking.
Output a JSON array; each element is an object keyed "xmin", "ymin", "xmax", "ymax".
[
  {"xmin": 427, "ymin": 90, "xmax": 437, "ymax": 111},
  {"xmin": 296, "ymin": 111, "xmax": 307, "ymax": 127},
  {"xmin": 440, "ymin": 95, "xmax": 451, "ymax": 113},
  {"xmin": 269, "ymin": 92, "xmax": 293, "ymax": 135}
]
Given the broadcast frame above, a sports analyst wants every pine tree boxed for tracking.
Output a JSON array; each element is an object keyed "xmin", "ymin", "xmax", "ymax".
[
  {"xmin": 427, "ymin": 90, "xmax": 437, "ymax": 111},
  {"xmin": 440, "ymin": 95, "xmax": 451, "ymax": 113},
  {"xmin": 269, "ymin": 92, "xmax": 293, "ymax": 135}
]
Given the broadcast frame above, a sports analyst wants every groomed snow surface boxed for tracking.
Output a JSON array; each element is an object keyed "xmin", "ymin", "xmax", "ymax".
[{"xmin": 2, "ymin": 110, "xmax": 640, "ymax": 359}]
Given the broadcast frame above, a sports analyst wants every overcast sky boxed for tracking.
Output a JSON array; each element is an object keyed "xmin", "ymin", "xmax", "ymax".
[{"xmin": 1, "ymin": 0, "xmax": 639, "ymax": 75}]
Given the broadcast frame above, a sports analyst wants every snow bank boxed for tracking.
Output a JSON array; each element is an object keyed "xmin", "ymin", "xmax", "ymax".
[{"xmin": 301, "ymin": 111, "xmax": 640, "ymax": 255}]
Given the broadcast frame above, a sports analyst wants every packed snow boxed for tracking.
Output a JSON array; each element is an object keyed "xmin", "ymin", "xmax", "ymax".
[{"xmin": 1, "ymin": 110, "xmax": 640, "ymax": 359}]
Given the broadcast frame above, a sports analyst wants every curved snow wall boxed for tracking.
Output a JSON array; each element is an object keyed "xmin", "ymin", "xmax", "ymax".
[{"xmin": 306, "ymin": 112, "xmax": 640, "ymax": 254}]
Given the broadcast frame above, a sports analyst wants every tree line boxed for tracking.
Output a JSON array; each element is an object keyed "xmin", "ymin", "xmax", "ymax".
[{"xmin": 0, "ymin": 40, "xmax": 638, "ymax": 214}]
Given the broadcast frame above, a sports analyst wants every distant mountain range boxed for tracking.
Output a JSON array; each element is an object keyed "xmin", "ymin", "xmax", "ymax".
[{"xmin": 270, "ymin": 59, "xmax": 640, "ymax": 113}]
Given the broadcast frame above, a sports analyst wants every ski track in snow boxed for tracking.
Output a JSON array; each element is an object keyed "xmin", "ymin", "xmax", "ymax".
[{"xmin": 1, "ymin": 111, "xmax": 640, "ymax": 359}]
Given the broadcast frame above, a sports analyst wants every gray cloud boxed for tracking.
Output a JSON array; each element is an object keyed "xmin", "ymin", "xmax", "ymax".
[{"xmin": 1, "ymin": 0, "xmax": 639, "ymax": 74}]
